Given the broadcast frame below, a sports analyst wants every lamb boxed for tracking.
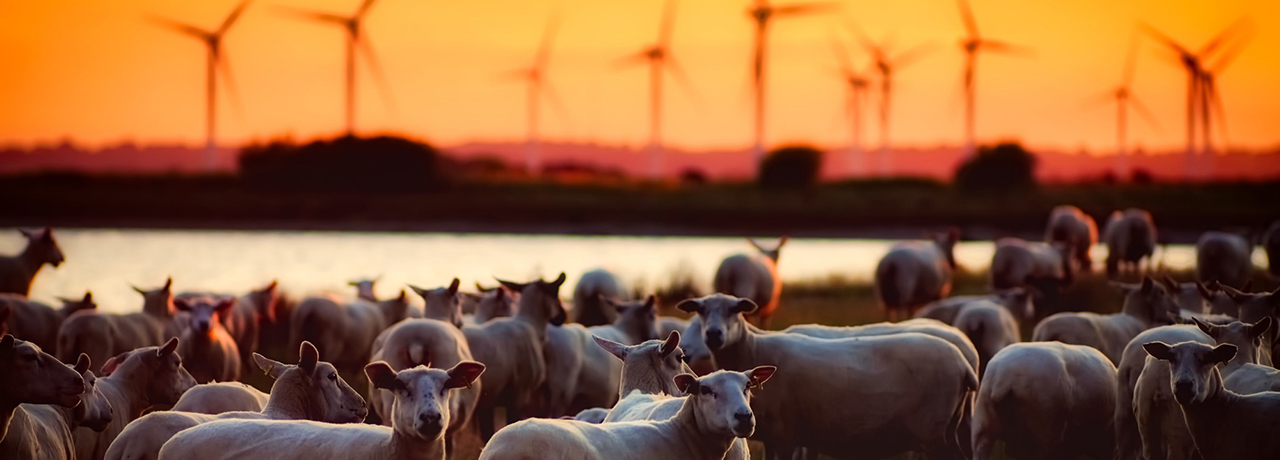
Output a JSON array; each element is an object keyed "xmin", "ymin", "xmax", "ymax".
[
  {"xmin": 951, "ymin": 300, "xmax": 1020, "ymax": 373},
  {"xmin": 221, "ymin": 280, "xmax": 280, "ymax": 375},
  {"xmin": 104, "ymin": 341, "xmax": 367, "ymax": 460},
  {"xmin": 171, "ymin": 382, "xmax": 269, "ymax": 414},
  {"xmin": 541, "ymin": 294, "xmax": 661, "ymax": 417},
  {"xmin": 1142, "ymin": 341, "xmax": 1280, "ymax": 460},
  {"xmin": 875, "ymin": 229, "xmax": 959, "ymax": 321},
  {"xmin": 367, "ymin": 318, "xmax": 479, "ymax": 456},
  {"xmin": 1032, "ymin": 276, "xmax": 1181, "ymax": 364},
  {"xmin": 1045, "ymin": 204, "xmax": 1098, "ymax": 272},
  {"xmin": 172, "ymin": 296, "xmax": 241, "ymax": 383},
  {"xmin": 1265, "ymin": 220, "xmax": 1280, "ymax": 278},
  {"xmin": 681, "ymin": 294, "xmax": 977, "ymax": 459},
  {"xmin": 56, "ymin": 279, "xmax": 175, "ymax": 374},
  {"xmin": 1112, "ymin": 325, "xmax": 1212, "ymax": 460},
  {"xmin": 462, "ymin": 273, "xmax": 567, "ymax": 441},
  {"xmin": 1, "ymin": 292, "xmax": 96, "ymax": 352},
  {"xmin": 714, "ymin": 237, "xmax": 787, "ymax": 327},
  {"xmin": 0, "ymin": 227, "xmax": 64, "ymax": 296},
  {"xmin": 990, "ymin": 237, "xmax": 1073, "ymax": 298},
  {"xmin": 410, "ymin": 279, "xmax": 464, "ymax": 328},
  {"xmin": 158, "ymin": 361, "xmax": 484, "ymax": 460},
  {"xmin": 478, "ymin": 367, "xmax": 775, "ymax": 460},
  {"xmin": 781, "ymin": 318, "xmax": 981, "ymax": 374},
  {"xmin": 1196, "ymin": 231, "xmax": 1254, "ymax": 289},
  {"xmin": 0, "ymin": 336, "xmax": 92, "ymax": 460},
  {"xmin": 72, "ymin": 338, "xmax": 197, "ymax": 460},
  {"xmin": 572, "ymin": 269, "xmax": 625, "ymax": 327},
  {"xmin": 1103, "ymin": 208, "xmax": 1157, "ymax": 277},
  {"xmin": 972, "ymin": 342, "xmax": 1117, "ymax": 460},
  {"xmin": 290, "ymin": 288, "xmax": 412, "ymax": 373}
]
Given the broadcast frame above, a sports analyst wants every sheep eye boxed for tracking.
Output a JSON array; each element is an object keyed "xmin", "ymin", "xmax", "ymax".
[
  {"xmin": 328, "ymin": 373, "xmax": 337, "ymax": 381},
  {"xmin": 700, "ymin": 387, "xmax": 712, "ymax": 397}
]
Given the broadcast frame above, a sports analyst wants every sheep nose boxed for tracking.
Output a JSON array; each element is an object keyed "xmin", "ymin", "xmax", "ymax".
[
  {"xmin": 733, "ymin": 411, "xmax": 753, "ymax": 424},
  {"xmin": 419, "ymin": 413, "xmax": 441, "ymax": 425},
  {"xmin": 1174, "ymin": 381, "xmax": 1195, "ymax": 403},
  {"xmin": 705, "ymin": 329, "xmax": 723, "ymax": 348}
]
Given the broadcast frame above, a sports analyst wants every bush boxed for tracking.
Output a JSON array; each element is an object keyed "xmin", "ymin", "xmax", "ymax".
[
  {"xmin": 953, "ymin": 142, "xmax": 1037, "ymax": 193},
  {"xmin": 758, "ymin": 145, "xmax": 823, "ymax": 189},
  {"xmin": 239, "ymin": 136, "xmax": 443, "ymax": 193}
]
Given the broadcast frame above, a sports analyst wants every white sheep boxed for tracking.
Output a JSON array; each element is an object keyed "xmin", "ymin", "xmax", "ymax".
[
  {"xmin": 171, "ymin": 382, "xmax": 269, "ymax": 414},
  {"xmin": 348, "ymin": 277, "xmax": 381, "ymax": 302},
  {"xmin": 1194, "ymin": 318, "xmax": 1280, "ymax": 394},
  {"xmin": 875, "ymin": 230, "xmax": 959, "ymax": 321},
  {"xmin": 410, "ymin": 279, "xmax": 464, "ymax": 329},
  {"xmin": 990, "ymin": 237, "xmax": 1073, "ymax": 296},
  {"xmin": 0, "ymin": 339, "xmax": 100, "ymax": 460},
  {"xmin": 172, "ymin": 296, "xmax": 241, "ymax": 384},
  {"xmin": 290, "ymin": 289, "xmax": 412, "ymax": 373},
  {"xmin": 1142, "ymin": 341, "xmax": 1280, "ymax": 460},
  {"xmin": 972, "ymin": 342, "xmax": 1117, "ymax": 460},
  {"xmin": 1, "ymin": 292, "xmax": 96, "ymax": 353},
  {"xmin": 714, "ymin": 237, "xmax": 787, "ymax": 327},
  {"xmin": 220, "ymin": 280, "xmax": 280, "ymax": 376},
  {"xmin": 478, "ymin": 367, "xmax": 775, "ymax": 460},
  {"xmin": 951, "ymin": 300, "xmax": 1020, "ymax": 374},
  {"xmin": 1196, "ymin": 231, "xmax": 1254, "ymax": 290},
  {"xmin": 1032, "ymin": 277, "xmax": 1181, "ymax": 364},
  {"xmin": 915, "ymin": 288, "xmax": 1034, "ymax": 324},
  {"xmin": 539, "ymin": 296, "xmax": 659, "ymax": 419},
  {"xmin": 572, "ymin": 269, "xmax": 625, "ymax": 327},
  {"xmin": 1045, "ymin": 204, "xmax": 1098, "ymax": 272},
  {"xmin": 56, "ymin": 280, "xmax": 174, "ymax": 374},
  {"xmin": 681, "ymin": 294, "xmax": 976, "ymax": 459},
  {"xmin": 0, "ymin": 227, "xmax": 64, "ymax": 296},
  {"xmin": 1103, "ymin": 208, "xmax": 1157, "ymax": 277},
  {"xmin": 104, "ymin": 341, "xmax": 367, "ymax": 460},
  {"xmin": 781, "ymin": 318, "xmax": 981, "ymax": 374},
  {"xmin": 461, "ymin": 284, "xmax": 516, "ymax": 324},
  {"xmin": 1112, "ymin": 324, "xmax": 1212, "ymax": 460}
]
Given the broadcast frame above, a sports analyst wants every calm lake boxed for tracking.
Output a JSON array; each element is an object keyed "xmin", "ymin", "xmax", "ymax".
[{"xmin": 4, "ymin": 228, "xmax": 1251, "ymax": 314}]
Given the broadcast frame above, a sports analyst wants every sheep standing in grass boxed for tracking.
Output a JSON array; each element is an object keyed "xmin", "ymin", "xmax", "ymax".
[
  {"xmin": 1196, "ymin": 231, "xmax": 1254, "ymax": 289},
  {"xmin": 158, "ymin": 361, "xmax": 485, "ymax": 460},
  {"xmin": 1142, "ymin": 341, "xmax": 1280, "ymax": 460},
  {"xmin": 714, "ymin": 237, "xmax": 787, "ymax": 328},
  {"xmin": 952, "ymin": 300, "xmax": 1020, "ymax": 374},
  {"xmin": 1103, "ymin": 208, "xmax": 1157, "ymax": 278},
  {"xmin": 990, "ymin": 237, "xmax": 1073, "ymax": 303},
  {"xmin": 1, "ymin": 292, "xmax": 96, "ymax": 352},
  {"xmin": 462, "ymin": 284, "xmax": 516, "ymax": 324},
  {"xmin": 682, "ymin": 294, "xmax": 976, "ymax": 459},
  {"xmin": 56, "ymin": 280, "xmax": 175, "ymax": 374},
  {"xmin": 781, "ymin": 318, "xmax": 980, "ymax": 374},
  {"xmin": 1112, "ymin": 325, "xmax": 1212, "ymax": 460},
  {"xmin": 410, "ymin": 279, "xmax": 464, "ymax": 328},
  {"xmin": 972, "ymin": 342, "xmax": 1117, "ymax": 460},
  {"xmin": 573, "ymin": 269, "xmax": 625, "ymax": 327},
  {"xmin": 1045, "ymin": 205, "xmax": 1098, "ymax": 272},
  {"xmin": 0, "ymin": 336, "xmax": 93, "ymax": 459},
  {"xmin": 290, "ymin": 289, "xmax": 412, "ymax": 375},
  {"xmin": 104, "ymin": 341, "xmax": 367, "ymax": 460},
  {"xmin": 479, "ymin": 367, "xmax": 775, "ymax": 460},
  {"xmin": 173, "ymin": 296, "xmax": 241, "ymax": 383},
  {"xmin": 171, "ymin": 382, "xmax": 269, "ymax": 414},
  {"xmin": 0, "ymin": 227, "xmax": 64, "ymax": 296},
  {"xmin": 72, "ymin": 338, "xmax": 197, "ymax": 460},
  {"xmin": 1032, "ymin": 277, "xmax": 1181, "ymax": 364},
  {"xmin": 221, "ymin": 280, "xmax": 280, "ymax": 376},
  {"xmin": 875, "ymin": 230, "xmax": 958, "ymax": 321},
  {"xmin": 368, "ymin": 318, "xmax": 478, "ymax": 455}
]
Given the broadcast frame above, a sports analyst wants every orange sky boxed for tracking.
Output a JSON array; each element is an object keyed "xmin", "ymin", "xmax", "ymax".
[{"xmin": 1, "ymin": 0, "xmax": 1278, "ymax": 153}]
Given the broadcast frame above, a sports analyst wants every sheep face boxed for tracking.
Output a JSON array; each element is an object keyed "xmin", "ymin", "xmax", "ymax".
[
  {"xmin": 0, "ymin": 335, "xmax": 85, "ymax": 407},
  {"xmin": 133, "ymin": 277, "xmax": 175, "ymax": 316},
  {"xmin": 19, "ymin": 227, "xmax": 64, "ymax": 268},
  {"xmin": 596, "ymin": 330, "xmax": 689, "ymax": 396},
  {"xmin": 500, "ymin": 273, "xmax": 568, "ymax": 326},
  {"xmin": 254, "ymin": 341, "xmax": 369, "ymax": 423},
  {"xmin": 366, "ymin": 361, "xmax": 485, "ymax": 441},
  {"xmin": 349, "ymin": 278, "xmax": 379, "ymax": 301},
  {"xmin": 133, "ymin": 338, "xmax": 198, "ymax": 404},
  {"xmin": 1193, "ymin": 317, "xmax": 1272, "ymax": 365},
  {"xmin": 609, "ymin": 295, "xmax": 661, "ymax": 342},
  {"xmin": 1120, "ymin": 277, "xmax": 1180, "ymax": 326},
  {"xmin": 1219, "ymin": 286, "xmax": 1280, "ymax": 330},
  {"xmin": 410, "ymin": 279, "xmax": 463, "ymax": 328},
  {"xmin": 1143, "ymin": 341, "xmax": 1237, "ymax": 405},
  {"xmin": 174, "ymin": 296, "xmax": 235, "ymax": 335},
  {"xmin": 474, "ymin": 287, "xmax": 516, "ymax": 321},
  {"xmin": 677, "ymin": 294, "xmax": 757, "ymax": 352},
  {"xmin": 674, "ymin": 367, "xmax": 775, "ymax": 438},
  {"xmin": 72, "ymin": 355, "xmax": 113, "ymax": 432}
]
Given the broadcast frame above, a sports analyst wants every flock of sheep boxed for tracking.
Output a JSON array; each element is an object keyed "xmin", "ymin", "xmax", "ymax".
[{"xmin": 1, "ymin": 207, "xmax": 1279, "ymax": 460}]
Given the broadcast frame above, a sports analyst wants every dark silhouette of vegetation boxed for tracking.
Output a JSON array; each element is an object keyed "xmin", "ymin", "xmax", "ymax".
[
  {"xmin": 758, "ymin": 145, "xmax": 823, "ymax": 189},
  {"xmin": 953, "ymin": 142, "xmax": 1038, "ymax": 193},
  {"xmin": 1132, "ymin": 168, "xmax": 1155, "ymax": 184},
  {"xmin": 239, "ymin": 136, "xmax": 443, "ymax": 193},
  {"xmin": 680, "ymin": 168, "xmax": 708, "ymax": 185}
]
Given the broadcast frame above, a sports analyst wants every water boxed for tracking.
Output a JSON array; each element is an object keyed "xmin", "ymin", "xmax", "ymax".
[{"xmin": 2, "ymin": 228, "xmax": 1255, "ymax": 314}]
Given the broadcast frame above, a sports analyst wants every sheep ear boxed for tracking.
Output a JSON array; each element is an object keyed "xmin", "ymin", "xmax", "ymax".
[
  {"xmin": 1192, "ymin": 317, "xmax": 1213, "ymax": 335},
  {"xmin": 1219, "ymin": 283, "xmax": 1249, "ymax": 303},
  {"xmin": 445, "ymin": 361, "xmax": 486, "ymax": 389},
  {"xmin": 214, "ymin": 298, "xmax": 236, "ymax": 314},
  {"xmin": 1251, "ymin": 317, "xmax": 1273, "ymax": 339},
  {"xmin": 1195, "ymin": 282, "xmax": 1215, "ymax": 301},
  {"xmin": 365, "ymin": 362, "xmax": 402, "ymax": 391},
  {"xmin": 674, "ymin": 373, "xmax": 700, "ymax": 395},
  {"xmin": 1161, "ymin": 276, "xmax": 1181, "ymax": 293},
  {"xmin": 18, "ymin": 228, "xmax": 34, "ymax": 238},
  {"xmin": 253, "ymin": 353, "xmax": 288, "ymax": 379},
  {"xmin": 593, "ymin": 335, "xmax": 629, "ymax": 360},
  {"xmin": 173, "ymin": 298, "xmax": 192, "ymax": 312},
  {"xmin": 1140, "ymin": 277, "xmax": 1155, "ymax": 294},
  {"xmin": 1142, "ymin": 342, "xmax": 1174, "ymax": 361},
  {"xmin": 395, "ymin": 289, "xmax": 407, "ymax": 303},
  {"xmin": 496, "ymin": 279, "xmax": 527, "ymax": 293},
  {"xmin": 547, "ymin": 273, "xmax": 567, "ymax": 291},
  {"xmin": 298, "ymin": 341, "xmax": 320, "ymax": 374},
  {"xmin": 660, "ymin": 330, "xmax": 680, "ymax": 358},
  {"xmin": 475, "ymin": 282, "xmax": 491, "ymax": 293},
  {"xmin": 745, "ymin": 365, "xmax": 777, "ymax": 389},
  {"xmin": 162, "ymin": 277, "xmax": 173, "ymax": 292},
  {"xmin": 1209, "ymin": 343, "xmax": 1237, "ymax": 365},
  {"xmin": 100, "ymin": 351, "xmax": 129, "ymax": 376},
  {"xmin": 448, "ymin": 278, "xmax": 461, "ymax": 296},
  {"xmin": 732, "ymin": 299, "xmax": 759, "ymax": 314},
  {"xmin": 408, "ymin": 284, "xmax": 430, "ymax": 298},
  {"xmin": 158, "ymin": 337, "xmax": 179, "ymax": 357},
  {"xmin": 132, "ymin": 285, "xmax": 147, "ymax": 295},
  {"xmin": 675, "ymin": 298, "xmax": 702, "ymax": 314},
  {"xmin": 74, "ymin": 353, "xmax": 91, "ymax": 374},
  {"xmin": 644, "ymin": 295, "xmax": 658, "ymax": 312}
]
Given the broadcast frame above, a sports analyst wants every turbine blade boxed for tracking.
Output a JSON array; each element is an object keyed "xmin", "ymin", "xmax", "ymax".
[
  {"xmin": 665, "ymin": 54, "xmax": 704, "ymax": 108},
  {"xmin": 955, "ymin": 0, "xmax": 980, "ymax": 39},
  {"xmin": 1128, "ymin": 94, "xmax": 1164, "ymax": 134},
  {"xmin": 148, "ymin": 16, "xmax": 212, "ymax": 40},
  {"xmin": 891, "ymin": 42, "xmax": 935, "ymax": 69},
  {"xmin": 535, "ymin": 15, "xmax": 561, "ymax": 70},
  {"xmin": 1198, "ymin": 16, "xmax": 1250, "ymax": 58},
  {"xmin": 358, "ymin": 34, "xmax": 396, "ymax": 114},
  {"xmin": 1122, "ymin": 29, "xmax": 1139, "ymax": 86},
  {"xmin": 828, "ymin": 33, "xmax": 853, "ymax": 74},
  {"xmin": 612, "ymin": 49, "xmax": 651, "ymax": 70},
  {"xmin": 981, "ymin": 40, "xmax": 1034, "ymax": 57},
  {"xmin": 276, "ymin": 6, "xmax": 348, "ymax": 26},
  {"xmin": 217, "ymin": 54, "xmax": 245, "ymax": 120},
  {"xmin": 1205, "ymin": 81, "xmax": 1228, "ymax": 146},
  {"xmin": 357, "ymin": 0, "xmax": 379, "ymax": 18},
  {"xmin": 658, "ymin": 0, "xmax": 677, "ymax": 47},
  {"xmin": 1207, "ymin": 29, "xmax": 1252, "ymax": 74},
  {"xmin": 541, "ymin": 78, "xmax": 572, "ymax": 129},
  {"xmin": 218, "ymin": 0, "xmax": 252, "ymax": 35},
  {"xmin": 1139, "ymin": 22, "xmax": 1191, "ymax": 56},
  {"xmin": 773, "ymin": 2, "xmax": 839, "ymax": 17}
]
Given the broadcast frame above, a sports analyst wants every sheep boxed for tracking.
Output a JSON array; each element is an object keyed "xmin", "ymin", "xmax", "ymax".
[
  {"xmin": 367, "ymin": 318, "xmax": 479, "ymax": 456},
  {"xmin": 1045, "ymin": 204, "xmax": 1098, "ymax": 272},
  {"xmin": 714, "ymin": 237, "xmax": 787, "ymax": 327},
  {"xmin": 349, "ymin": 277, "xmax": 381, "ymax": 302},
  {"xmin": 990, "ymin": 237, "xmax": 1073, "ymax": 302},
  {"xmin": 972, "ymin": 342, "xmax": 1117, "ymax": 460},
  {"xmin": 1, "ymin": 292, "xmax": 96, "ymax": 352},
  {"xmin": 171, "ymin": 382, "xmax": 269, "ymax": 414},
  {"xmin": 104, "ymin": 341, "xmax": 367, "ymax": 460},
  {"xmin": 915, "ymin": 288, "xmax": 1035, "ymax": 324},
  {"xmin": 478, "ymin": 367, "xmax": 775, "ymax": 460},
  {"xmin": 0, "ymin": 227, "xmax": 64, "ymax": 296},
  {"xmin": 656, "ymin": 315, "xmax": 690, "ymax": 339},
  {"xmin": 1032, "ymin": 276, "xmax": 1181, "ymax": 364},
  {"xmin": 56, "ymin": 279, "xmax": 175, "ymax": 374},
  {"xmin": 1214, "ymin": 284, "xmax": 1280, "ymax": 364},
  {"xmin": 781, "ymin": 318, "xmax": 981, "ymax": 374},
  {"xmin": 0, "ymin": 339, "xmax": 98, "ymax": 460},
  {"xmin": 1265, "ymin": 220, "xmax": 1280, "ymax": 278},
  {"xmin": 1112, "ymin": 325, "xmax": 1212, "ymax": 460},
  {"xmin": 410, "ymin": 279, "xmax": 463, "ymax": 328},
  {"xmin": 951, "ymin": 300, "xmax": 1020, "ymax": 374},
  {"xmin": 1196, "ymin": 231, "xmax": 1254, "ymax": 289},
  {"xmin": 158, "ymin": 361, "xmax": 485, "ymax": 460},
  {"xmin": 290, "ymin": 288, "xmax": 412, "ymax": 373},
  {"xmin": 1194, "ymin": 317, "xmax": 1280, "ymax": 393},
  {"xmin": 677, "ymin": 316, "xmax": 716, "ymax": 376},
  {"xmin": 875, "ymin": 229, "xmax": 959, "ymax": 321},
  {"xmin": 172, "ymin": 296, "xmax": 241, "ymax": 384},
  {"xmin": 1103, "ymin": 208, "xmax": 1157, "ymax": 277},
  {"xmin": 461, "ymin": 284, "xmax": 516, "ymax": 324},
  {"xmin": 588, "ymin": 294, "xmax": 661, "ymax": 346},
  {"xmin": 1142, "ymin": 340, "xmax": 1280, "ymax": 460},
  {"xmin": 462, "ymin": 273, "xmax": 567, "ymax": 441},
  {"xmin": 220, "ymin": 280, "xmax": 280, "ymax": 376},
  {"xmin": 572, "ymin": 269, "xmax": 625, "ymax": 327},
  {"xmin": 680, "ymin": 293, "xmax": 977, "ymax": 460},
  {"xmin": 572, "ymin": 408, "xmax": 608, "ymax": 423},
  {"xmin": 72, "ymin": 338, "xmax": 197, "ymax": 460}
]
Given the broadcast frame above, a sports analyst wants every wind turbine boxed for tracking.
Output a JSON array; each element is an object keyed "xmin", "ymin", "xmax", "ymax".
[
  {"xmin": 1103, "ymin": 33, "xmax": 1160, "ymax": 180},
  {"xmin": 955, "ymin": 0, "xmax": 1029, "ymax": 158},
  {"xmin": 1196, "ymin": 31, "xmax": 1250, "ymax": 167},
  {"xmin": 616, "ymin": 0, "xmax": 698, "ymax": 180},
  {"xmin": 857, "ymin": 31, "xmax": 931, "ymax": 176},
  {"xmin": 829, "ymin": 35, "xmax": 870, "ymax": 177},
  {"xmin": 508, "ymin": 18, "xmax": 563, "ymax": 175},
  {"xmin": 282, "ymin": 0, "xmax": 386, "ymax": 137},
  {"xmin": 150, "ymin": 1, "xmax": 250, "ymax": 172},
  {"xmin": 746, "ymin": 0, "xmax": 835, "ymax": 167}
]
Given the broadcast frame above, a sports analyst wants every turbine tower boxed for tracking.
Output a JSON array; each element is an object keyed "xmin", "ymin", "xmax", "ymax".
[
  {"xmin": 1104, "ymin": 33, "xmax": 1159, "ymax": 180},
  {"xmin": 150, "ymin": 1, "xmax": 250, "ymax": 172},
  {"xmin": 283, "ymin": 0, "xmax": 386, "ymax": 137},
  {"xmin": 617, "ymin": 0, "xmax": 699, "ymax": 180},
  {"xmin": 857, "ymin": 32, "xmax": 931, "ymax": 176},
  {"xmin": 955, "ymin": 0, "xmax": 1029, "ymax": 158},
  {"xmin": 746, "ymin": 0, "xmax": 834, "ymax": 167},
  {"xmin": 830, "ymin": 35, "xmax": 869, "ymax": 177},
  {"xmin": 509, "ymin": 18, "xmax": 562, "ymax": 175}
]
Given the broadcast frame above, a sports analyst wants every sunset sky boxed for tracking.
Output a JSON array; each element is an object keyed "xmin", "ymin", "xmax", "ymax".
[{"xmin": 1, "ymin": 0, "xmax": 1277, "ymax": 154}]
